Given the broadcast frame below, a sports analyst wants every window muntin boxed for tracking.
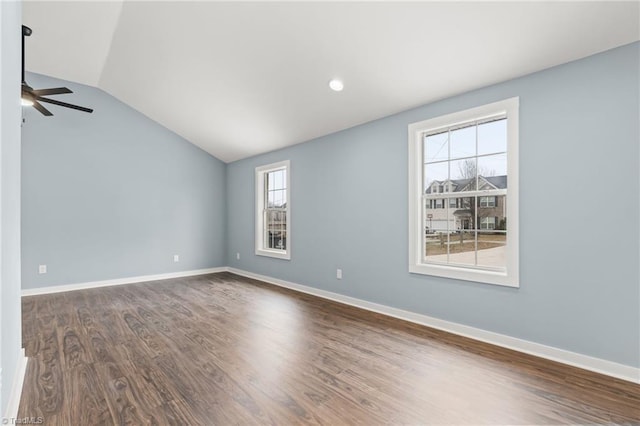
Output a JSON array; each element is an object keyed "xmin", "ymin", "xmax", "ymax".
[
  {"xmin": 408, "ymin": 98, "xmax": 519, "ymax": 287},
  {"xmin": 255, "ymin": 161, "xmax": 291, "ymax": 260}
]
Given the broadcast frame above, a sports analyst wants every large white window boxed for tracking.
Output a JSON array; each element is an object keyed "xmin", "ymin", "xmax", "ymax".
[
  {"xmin": 255, "ymin": 160, "xmax": 291, "ymax": 260},
  {"xmin": 408, "ymin": 98, "xmax": 519, "ymax": 287}
]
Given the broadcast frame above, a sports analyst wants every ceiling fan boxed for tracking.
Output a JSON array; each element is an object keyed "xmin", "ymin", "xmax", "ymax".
[{"xmin": 21, "ymin": 25, "xmax": 93, "ymax": 116}]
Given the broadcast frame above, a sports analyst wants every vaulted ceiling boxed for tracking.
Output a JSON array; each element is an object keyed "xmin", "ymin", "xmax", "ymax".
[{"xmin": 23, "ymin": 1, "xmax": 640, "ymax": 163}]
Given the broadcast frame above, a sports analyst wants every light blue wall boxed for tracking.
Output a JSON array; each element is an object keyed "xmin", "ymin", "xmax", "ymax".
[
  {"xmin": 227, "ymin": 42, "xmax": 640, "ymax": 368},
  {"xmin": 1, "ymin": 0, "xmax": 23, "ymax": 415},
  {"xmin": 21, "ymin": 73, "xmax": 227, "ymax": 289}
]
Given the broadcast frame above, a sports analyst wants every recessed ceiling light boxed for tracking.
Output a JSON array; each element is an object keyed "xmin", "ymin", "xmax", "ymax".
[{"xmin": 329, "ymin": 79, "xmax": 344, "ymax": 92}]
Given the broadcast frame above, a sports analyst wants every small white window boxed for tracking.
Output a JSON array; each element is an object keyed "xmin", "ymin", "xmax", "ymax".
[
  {"xmin": 255, "ymin": 160, "xmax": 291, "ymax": 260},
  {"xmin": 480, "ymin": 196, "xmax": 496, "ymax": 208},
  {"xmin": 480, "ymin": 216, "xmax": 496, "ymax": 230},
  {"xmin": 408, "ymin": 98, "xmax": 519, "ymax": 287}
]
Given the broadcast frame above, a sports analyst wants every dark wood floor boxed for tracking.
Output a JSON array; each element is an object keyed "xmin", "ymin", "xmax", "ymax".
[{"xmin": 19, "ymin": 272, "xmax": 640, "ymax": 425}]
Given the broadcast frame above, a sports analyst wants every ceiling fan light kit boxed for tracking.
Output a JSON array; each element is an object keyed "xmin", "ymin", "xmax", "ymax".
[{"xmin": 21, "ymin": 25, "xmax": 93, "ymax": 116}]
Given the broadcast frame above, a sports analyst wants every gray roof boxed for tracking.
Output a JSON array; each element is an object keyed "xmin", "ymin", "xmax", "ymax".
[{"xmin": 484, "ymin": 175, "xmax": 507, "ymax": 189}]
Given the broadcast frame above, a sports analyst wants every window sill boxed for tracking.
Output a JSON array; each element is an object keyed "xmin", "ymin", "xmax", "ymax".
[
  {"xmin": 255, "ymin": 248, "xmax": 291, "ymax": 260},
  {"xmin": 409, "ymin": 263, "xmax": 518, "ymax": 288}
]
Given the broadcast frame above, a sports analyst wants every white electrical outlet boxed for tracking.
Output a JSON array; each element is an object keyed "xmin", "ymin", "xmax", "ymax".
[
  {"xmin": 336, "ymin": 269, "xmax": 342, "ymax": 279},
  {"xmin": 173, "ymin": 255, "xmax": 180, "ymax": 263},
  {"xmin": 38, "ymin": 264, "xmax": 47, "ymax": 274},
  {"xmin": 236, "ymin": 252, "xmax": 240, "ymax": 260}
]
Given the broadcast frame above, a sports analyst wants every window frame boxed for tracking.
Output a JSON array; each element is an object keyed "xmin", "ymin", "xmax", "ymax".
[
  {"xmin": 408, "ymin": 98, "xmax": 519, "ymax": 287},
  {"xmin": 255, "ymin": 160, "xmax": 291, "ymax": 260}
]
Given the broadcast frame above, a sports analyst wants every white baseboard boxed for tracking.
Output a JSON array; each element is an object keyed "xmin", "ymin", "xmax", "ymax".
[
  {"xmin": 3, "ymin": 349, "xmax": 28, "ymax": 420},
  {"xmin": 227, "ymin": 267, "xmax": 640, "ymax": 385},
  {"xmin": 21, "ymin": 267, "xmax": 227, "ymax": 296}
]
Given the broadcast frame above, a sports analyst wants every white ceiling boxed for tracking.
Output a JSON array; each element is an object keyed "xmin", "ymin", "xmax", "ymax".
[{"xmin": 23, "ymin": 1, "xmax": 640, "ymax": 163}]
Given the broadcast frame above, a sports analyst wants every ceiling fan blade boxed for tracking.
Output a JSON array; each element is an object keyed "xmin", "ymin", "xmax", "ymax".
[
  {"xmin": 32, "ymin": 100, "xmax": 53, "ymax": 116},
  {"xmin": 32, "ymin": 87, "xmax": 73, "ymax": 96},
  {"xmin": 37, "ymin": 96, "xmax": 93, "ymax": 113}
]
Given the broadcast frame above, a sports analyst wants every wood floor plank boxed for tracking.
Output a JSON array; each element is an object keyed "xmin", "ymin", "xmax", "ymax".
[
  {"xmin": 18, "ymin": 272, "xmax": 640, "ymax": 425},
  {"xmin": 64, "ymin": 363, "xmax": 113, "ymax": 425}
]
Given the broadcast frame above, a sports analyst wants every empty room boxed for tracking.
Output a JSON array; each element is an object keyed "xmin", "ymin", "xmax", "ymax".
[{"xmin": 0, "ymin": 1, "xmax": 639, "ymax": 424}]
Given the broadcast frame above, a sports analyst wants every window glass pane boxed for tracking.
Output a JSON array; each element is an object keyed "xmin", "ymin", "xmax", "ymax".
[
  {"xmin": 267, "ymin": 171, "xmax": 276, "ymax": 190},
  {"xmin": 476, "ymin": 231, "xmax": 506, "ymax": 269},
  {"xmin": 450, "ymin": 158, "xmax": 477, "ymax": 190},
  {"xmin": 446, "ymin": 230, "xmax": 477, "ymax": 267},
  {"xmin": 263, "ymin": 210, "xmax": 272, "ymax": 248},
  {"xmin": 432, "ymin": 211, "xmax": 448, "ymax": 228},
  {"xmin": 267, "ymin": 190, "xmax": 275, "ymax": 207},
  {"xmin": 267, "ymin": 169, "xmax": 286, "ymax": 191},
  {"xmin": 425, "ymin": 229, "xmax": 449, "ymax": 261},
  {"xmin": 449, "ymin": 125, "xmax": 476, "ymax": 160},
  {"xmin": 452, "ymin": 196, "xmax": 477, "ymax": 230},
  {"xmin": 451, "ymin": 229, "xmax": 477, "ymax": 263},
  {"xmin": 477, "ymin": 153, "xmax": 507, "ymax": 190},
  {"xmin": 423, "ymin": 199, "xmax": 442, "ymax": 236},
  {"xmin": 266, "ymin": 210, "xmax": 287, "ymax": 250},
  {"xmin": 271, "ymin": 190, "xmax": 281, "ymax": 208},
  {"xmin": 424, "ymin": 131, "xmax": 448, "ymax": 163},
  {"xmin": 478, "ymin": 118, "xmax": 507, "ymax": 156},
  {"xmin": 278, "ymin": 169, "xmax": 286, "ymax": 190},
  {"xmin": 496, "ymin": 215, "xmax": 507, "ymax": 231},
  {"xmin": 424, "ymin": 162, "xmax": 448, "ymax": 193}
]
